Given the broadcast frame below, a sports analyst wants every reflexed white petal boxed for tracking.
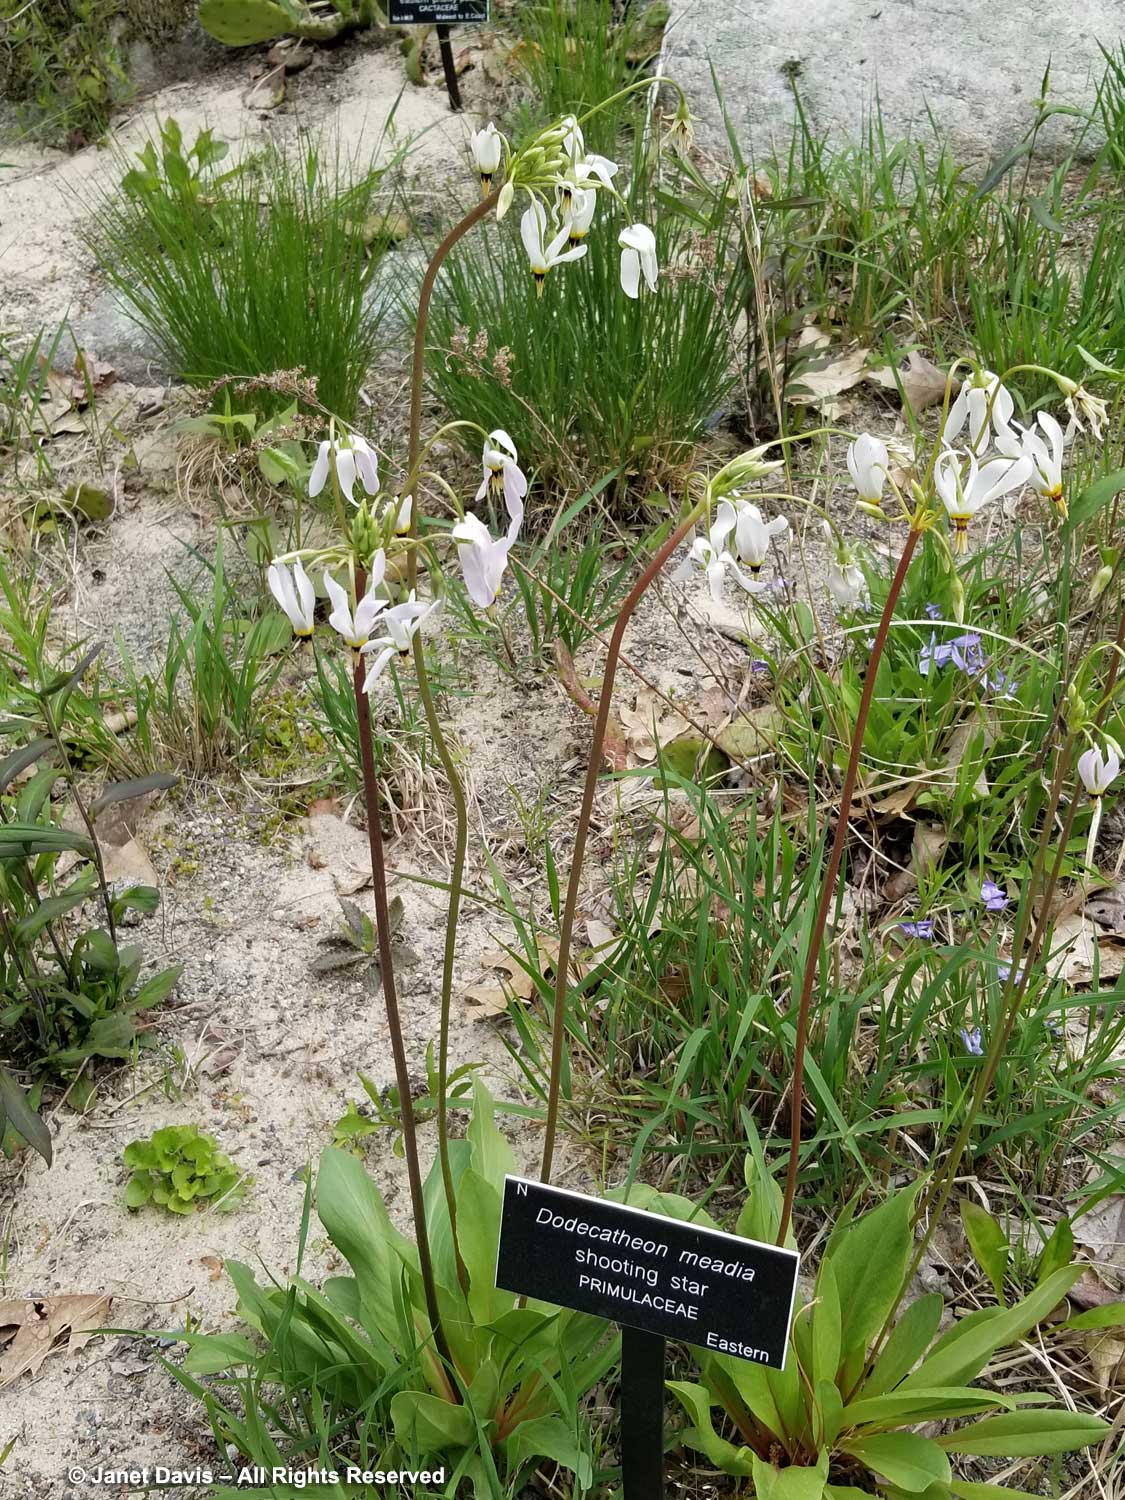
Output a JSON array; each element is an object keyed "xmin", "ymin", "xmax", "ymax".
[
  {"xmin": 324, "ymin": 571, "xmax": 355, "ymax": 641},
  {"xmin": 362, "ymin": 646, "xmax": 395, "ymax": 693},
  {"xmin": 309, "ymin": 441, "xmax": 331, "ymax": 498},
  {"xmin": 352, "ymin": 439, "xmax": 380, "ymax": 496},
  {"xmin": 335, "ymin": 447, "xmax": 358, "ymax": 505},
  {"xmin": 293, "ymin": 558, "xmax": 316, "ymax": 627},
  {"xmin": 620, "ymin": 247, "xmax": 641, "ymax": 299},
  {"xmin": 521, "ymin": 201, "xmax": 547, "ymax": 263}
]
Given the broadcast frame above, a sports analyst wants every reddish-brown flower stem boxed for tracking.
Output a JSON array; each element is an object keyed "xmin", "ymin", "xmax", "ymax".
[
  {"xmin": 351, "ymin": 608, "xmax": 454, "ymax": 1380},
  {"xmin": 539, "ymin": 502, "xmax": 704, "ymax": 1183},
  {"xmin": 777, "ymin": 527, "xmax": 922, "ymax": 1244},
  {"xmin": 404, "ymin": 186, "xmax": 499, "ymax": 1295}
]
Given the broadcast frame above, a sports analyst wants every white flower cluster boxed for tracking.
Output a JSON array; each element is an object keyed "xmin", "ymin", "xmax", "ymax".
[
  {"xmin": 845, "ymin": 367, "xmax": 1106, "ymax": 557},
  {"xmin": 471, "ymin": 116, "xmax": 659, "ymax": 301},
  {"xmin": 268, "ymin": 436, "xmax": 436, "ymax": 692},
  {"xmin": 674, "ymin": 495, "xmax": 789, "ymax": 603}
]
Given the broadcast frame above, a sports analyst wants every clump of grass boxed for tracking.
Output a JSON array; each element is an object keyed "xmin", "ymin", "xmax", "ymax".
[
  {"xmin": 87, "ymin": 127, "xmax": 405, "ymax": 422},
  {"xmin": 509, "ymin": 0, "xmax": 665, "ymax": 154}
]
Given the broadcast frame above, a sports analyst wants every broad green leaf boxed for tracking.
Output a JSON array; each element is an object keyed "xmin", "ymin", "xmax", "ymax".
[
  {"xmin": 14, "ymin": 882, "xmax": 96, "ymax": 943},
  {"xmin": 1064, "ymin": 468, "xmax": 1125, "ymax": 536},
  {"xmin": 812, "ymin": 1258, "xmax": 842, "ymax": 1387},
  {"xmin": 902, "ymin": 1265, "xmax": 1080, "ymax": 1389},
  {"xmin": 814, "ymin": 1378, "xmax": 844, "ymax": 1448},
  {"xmin": 950, "ymin": 1483, "xmax": 1062, "ymax": 1500},
  {"xmin": 0, "ymin": 823, "xmax": 94, "ymax": 859},
  {"xmin": 466, "ymin": 1079, "xmax": 515, "ymax": 1189},
  {"xmin": 390, "ymin": 1388, "xmax": 476, "ymax": 1450},
  {"xmin": 457, "ymin": 1167, "xmax": 512, "ymax": 1326},
  {"xmin": 180, "ymin": 1330, "xmax": 259, "ymax": 1373},
  {"xmin": 129, "ymin": 965, "xmax": 181, "ymax": 1010},
  {"xmin": 0, "ymin": 1067, "xmax": 52, "ymax": 1165},
  {"xmin": 315, "ymin": 1147, "xmax": 416, "ymax": 1338},
  {"xmin": 863, "ymin": 1294, "xmax": 943, "ymax": 1397},
  {"xmin": 937, "ymin": 1407, "xmax": 1110, "ymax": 1456},
  {"xmin": 503, "ymin": 1414, "xmax": 592, "ymax": 1487},
  {"xmin": 838, "ymin": 1432, "xmax": 950, "ymax": 1489},
  {"xmin": 826, "ymin": 1183, "xmax": 922, "ymax": 1354},
  {"xmin": 842, "ymin": 1387, "xmax": 1009, "ymax": 1428},
  {"xmin": 751, "ymin": 1449, "xmax": 829, "ymax": 1500},
  {"xmin": 666, "ymin": 1380, "xmax": 755, "ymax": 1476},
  {"xmin": 125, "ymin": 1172, "xmax": 153, "ymax": 1208},
  {"xmin": 1057, "ymin": 1301, "xmax": 1125, "ymax": 1331},
  {"xmin": 1034, "ymin": 1217, "xmax": 1073, "ymax": 1284},
  {"xmin": 959, "ymin": 1200, "xmax": 1009, "ymax": 1304}
]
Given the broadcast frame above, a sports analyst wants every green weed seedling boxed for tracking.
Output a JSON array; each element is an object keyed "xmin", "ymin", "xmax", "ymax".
[{"xmin": 125, "ymin": 1125, "xmax": 247, "ymax": 1214}]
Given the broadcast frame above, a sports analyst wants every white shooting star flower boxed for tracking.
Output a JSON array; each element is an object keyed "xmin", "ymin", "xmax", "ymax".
[
  {"xmin": 619, "ymin": 223, "xmax": 658, "ymax": 299},
  {"xmin": 728, "ymin": 499, "xmax": 789, "ymax": 574},
  {"xmin": 521, "ymin": 198, "xmax": 587, "ymax": 294},
  {"xmin": 1078, "ymin": 742, "xmax": 1121, "ymax": 798},
  {"xmin": 935, "ymin": 447, "xmax": 1033, "ymax": 554},
  {"xmin": 827, "ymin": 560, "xmax": 866, "ymax": 609},
  {"xmin": 324, "ymin": 555, "xmax": 388, "ymax": 649},
  {"xmin": 452, "ymin": 512, "xmax": 519, "ymax": 608},
  {"xmin": 475, "ymin": 429, "xmax": 527, "ymax": 524},
  {"xmin": 673, "ymin": 502, "xmax": 767, "ymax": 604},
  {"xmin": 360, "ymin": 594, "xmax": 439, "ymax": 691},
  {"xmin": 942, "ymin": 369, "xmax": 1015, "ymax": 451},
  {"xmin": 846, "ymin": 434, "xmax": 889, "ymax": 505},
  {"xmin": 563, "ymin": 185, "xmax": 597, "ymax": 247},
  {"xmin": 997, "ymin": 411, "xmax": 1067, "ymax": 518},
  {"xmin": 470, "ymin": 122, "xmax": 502, "ymax": 192},
  {"xmin": 267, "ymin": 557, "xmax": 316, "ymax": 638},
  {"xmin": 308, "ymin": 433, "xmax": 380, "ymax": 505}
]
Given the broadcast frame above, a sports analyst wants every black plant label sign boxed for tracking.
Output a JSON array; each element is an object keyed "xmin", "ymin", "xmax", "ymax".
[
  {"xmin": 495, "ymin": 1177, "xmax": 800, "ymax": 1369},
  {"xmin": 386, "ymin": 0, "xmax": 488, "ymax": 22}
]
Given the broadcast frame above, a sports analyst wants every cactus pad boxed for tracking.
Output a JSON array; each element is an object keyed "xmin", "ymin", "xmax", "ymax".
[{"xmin": 198, "ymin": 0, "xmax": 295, "ymax": 46}]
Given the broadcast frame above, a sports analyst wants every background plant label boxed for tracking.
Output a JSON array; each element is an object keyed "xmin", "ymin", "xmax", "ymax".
[
  {"xmin": 495, "ymin": 1177, "xmax": 799, "ymax": 1369},
  {"xmin": 386, "ymin": 0, "xmax": 488, "ymax": 22}
]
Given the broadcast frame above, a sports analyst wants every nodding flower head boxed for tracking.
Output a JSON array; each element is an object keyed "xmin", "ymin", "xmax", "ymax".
[
  {"xmin": 935, "ymin": 446, "xmax": 1033, "ymax": 554},
  {"xmin": 324, "ymin": 556, "xmax": 388, "ymax": 650},
  {"xmin": 475, "ymin": 429, "xmax": 528, "ymax": 525},
  {"xmin": 309, "ymin": 433, "xmax": 380, "ymax": 505},
  {"xmin": 453, "ymin": 511, "xmax": 519, "ymax": 609},
  {"xmin": 942, "ymin": 369, "xmax": 1014, "ymax": 451},
  {"xmin": 1078, "ymin": 742, "xmax": 1121, "ymax": 798},
  {"xmin": 997, "ymin": 411, "xmax": 1067, "ymax": 518},
  {"xmin": 846, "ymin": 434, "xmax": 889, "ymax": 506},
  {"xmin": 672, "ymin": 501, "xmax": 768, "ymax": 605},
  {"xmin": 727, "ymin": 498, "xmax": 788, "ymax": 572},
  {"xmin": 268, "ymin": 558, "xmax": 316, "ymax": 638},
  {"xmin": 563, "ymin": 185, "xmax": 597, "ymax": 246},
  {"xmin": 520, "ymin": 197, "xmax": 587, "ymax": 293},
  {"xmin": 470, "ymin": 122, "xmax": 502, "ymax": 193},
  {"xmin": 618, "ymin": 223, "xmax": 658, "ymax": 299},
  {"xmin": 359, "ymin": 593, "xmax": 439, "ymax": 692}
]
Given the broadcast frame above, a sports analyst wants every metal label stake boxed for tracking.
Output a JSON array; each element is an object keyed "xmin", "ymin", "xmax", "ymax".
[{"xmin": 621, "ymin": 1327, "xmax": 666, "ymax": 1500}]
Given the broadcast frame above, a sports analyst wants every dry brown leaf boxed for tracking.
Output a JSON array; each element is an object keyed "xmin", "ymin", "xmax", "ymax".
[
  {"xmin": 1073, "ymin": 1193, "xmax": 1125, "ymax": 1275},
  {"xmin": 899, "ymin": 352, "xmax": 959, "ymax": 416},
  {"xmin": 1051, "ymin": 913, "xmax": 1125, "ymax": 987},
  {"xmin": 200, "ymin": 1256, "xmax": 225, "ymax": 1282},
  {"xmin": 618, "ymin": 687, "xmax": 692, "ymax": 765},
  {"xmin": 0, "ymin": 1294, "xmax": 110, "ymax": 1387},
  {"xmin": 788, "ymin": 331, "xmax": 873, "ymax": 412},
  {"xmin": 1083, "ymin": 1328, "xmax": 1125, "ymax": 1392},
  {"xmin": 463, "ymin": 941, "xmax": 561, "ymax": 1020}
]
